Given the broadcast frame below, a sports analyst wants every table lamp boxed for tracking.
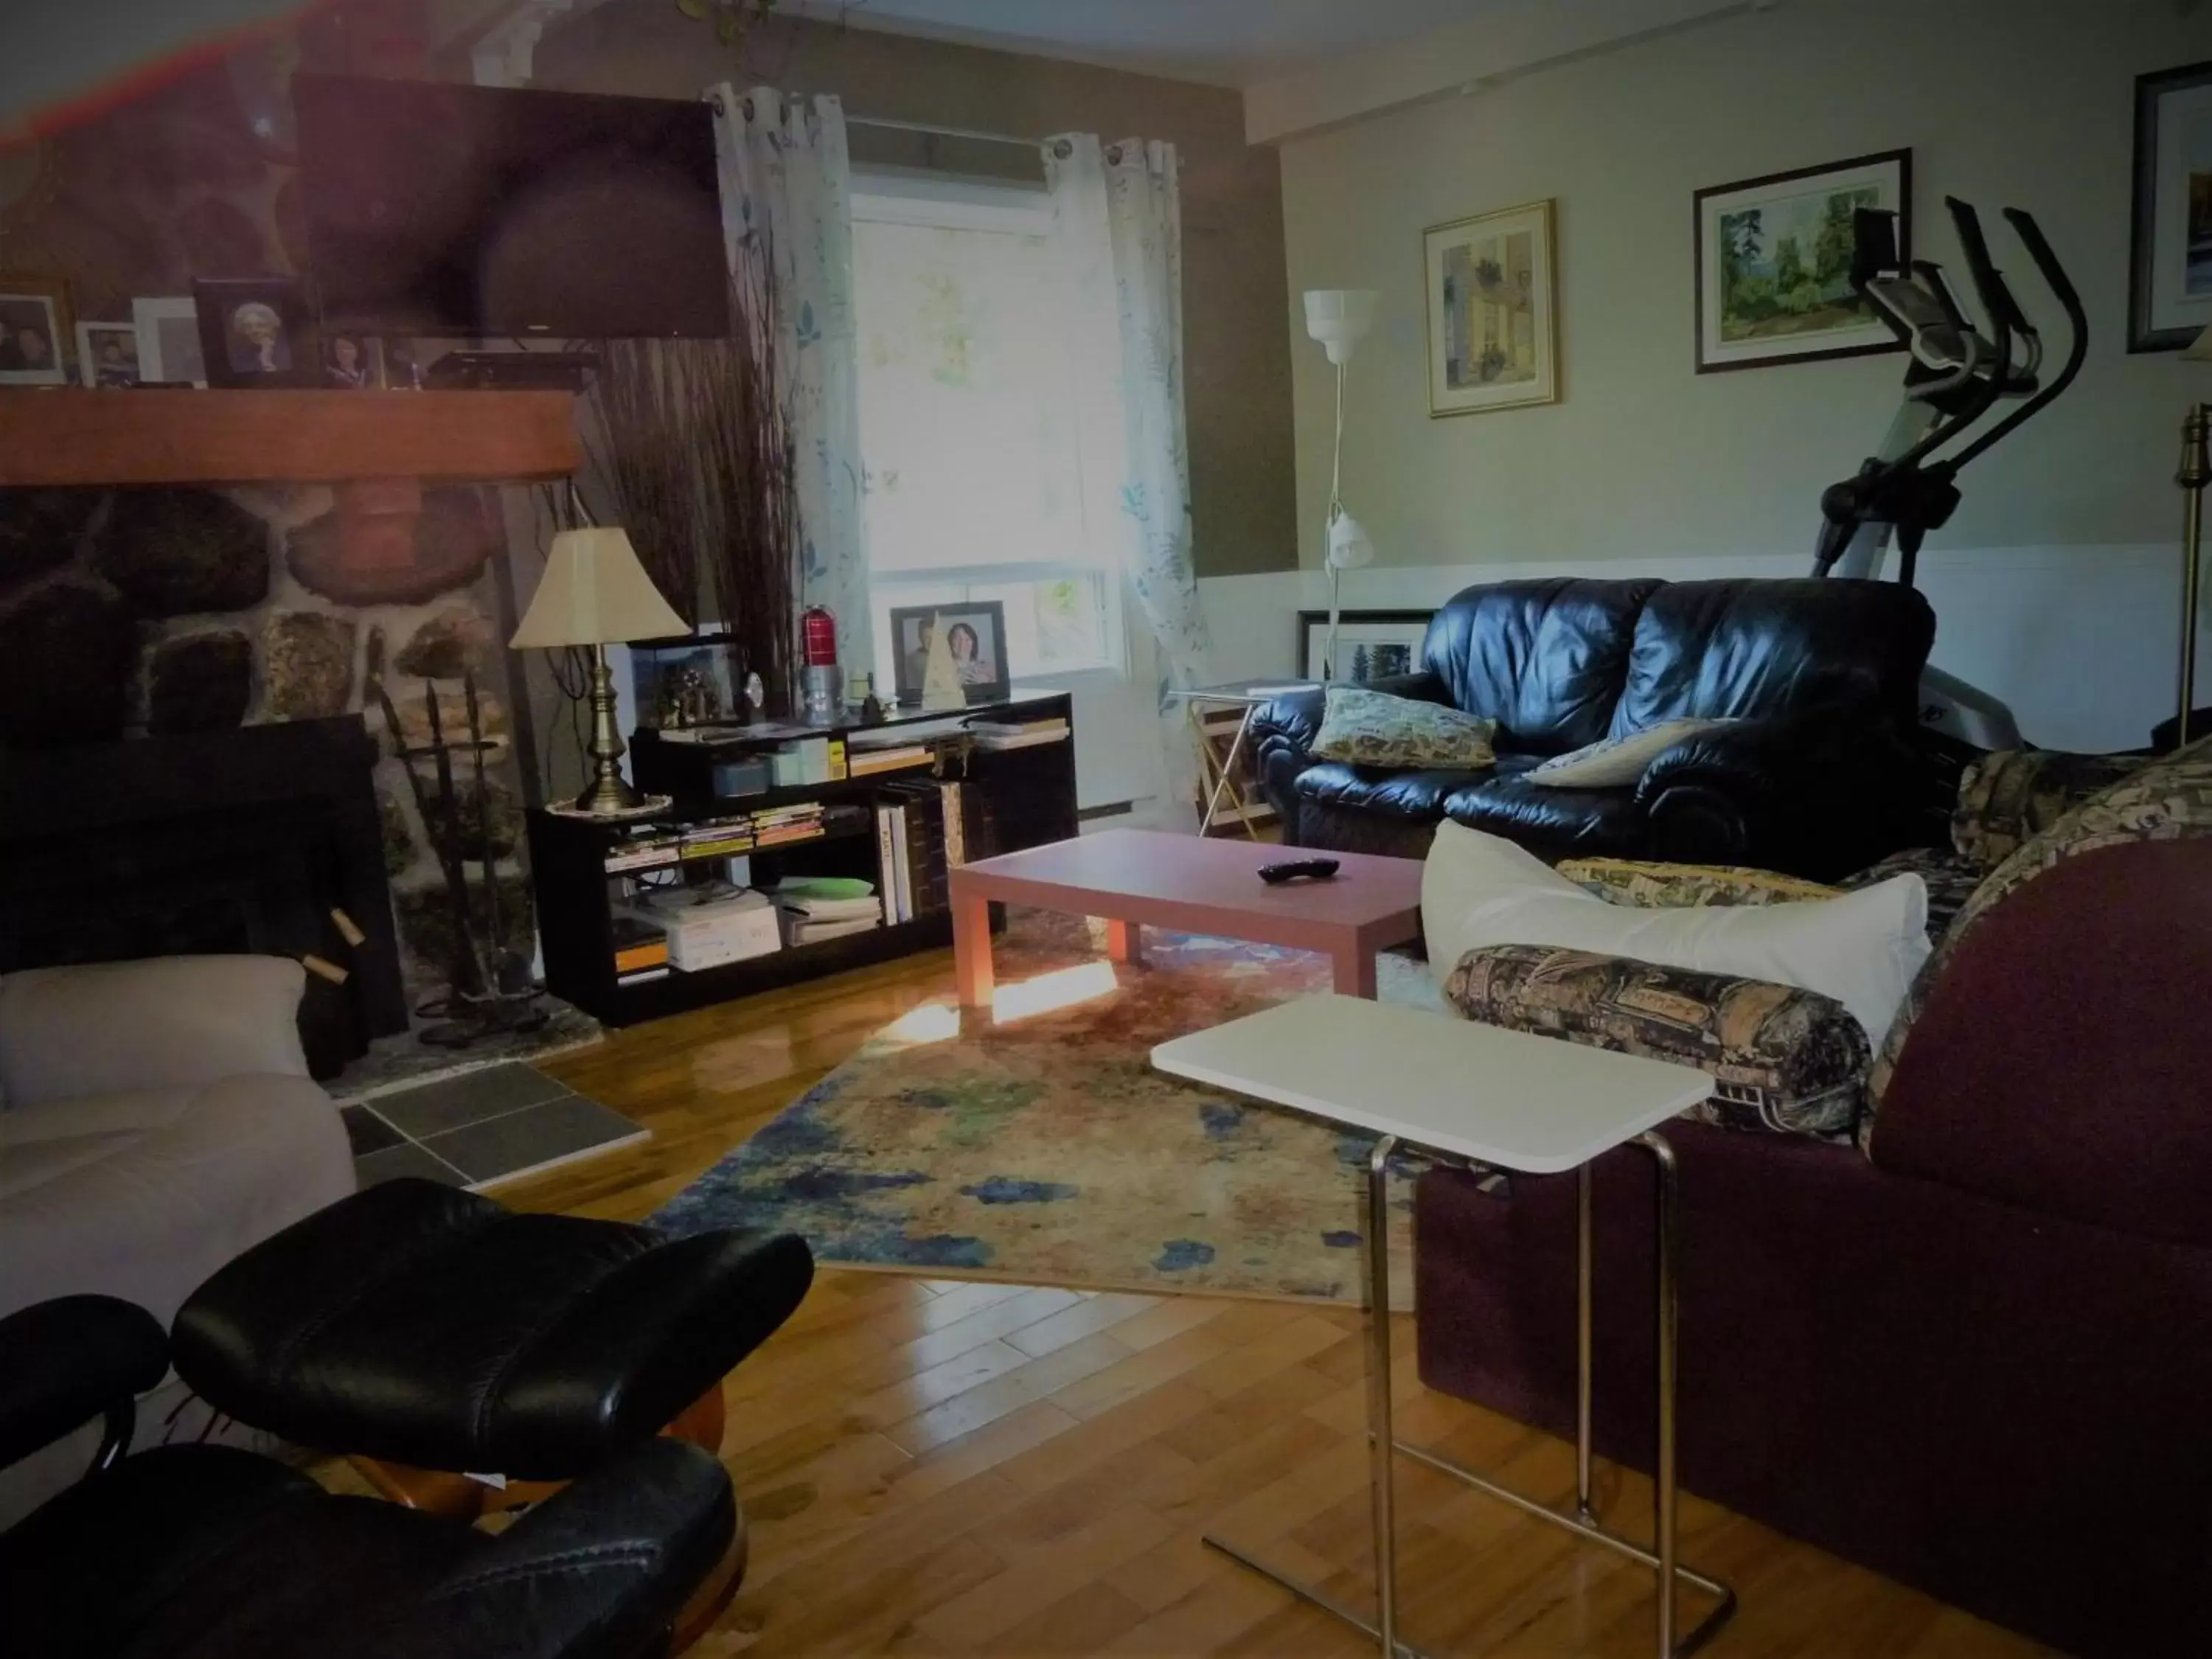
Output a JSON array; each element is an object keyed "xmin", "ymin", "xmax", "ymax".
[
  {"xmin": 1305, "ymin": 290, "xmax": 1380, "ymax": 680},
  {"xmin": 511, "ymin": 526, "xmax": 688, "ymax": 814},
  {"xmin": 2175, "ymin": 325, "xmax": 2212, "ymax": 748}
]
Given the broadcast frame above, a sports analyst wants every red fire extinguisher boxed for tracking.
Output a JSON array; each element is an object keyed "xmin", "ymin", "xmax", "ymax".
[{"xmin": 801, "ymin": 606, "xmax": 838, "ymax": 668}]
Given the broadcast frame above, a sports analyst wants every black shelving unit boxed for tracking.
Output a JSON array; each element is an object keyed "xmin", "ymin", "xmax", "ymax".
[{"xmin": 529, "ymin": 692, "xmax": 1077, "ymax": 1025}]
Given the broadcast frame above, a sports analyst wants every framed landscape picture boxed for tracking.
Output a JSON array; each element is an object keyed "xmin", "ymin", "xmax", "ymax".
[
  {"xmin": 1423, "ymin": 199, "xmax": 1558, "ymax": 417},
  {"xmin": 1297, "ymin": 609, "xmax": 1433, "ymax": 686},
  {"xmin": 1694, "ymin": 150, "xmax": 1910, "ymax": 373},
  {"xmin": 2130, "ymin": 60, "xmax": 2212, "ymax": 352}
]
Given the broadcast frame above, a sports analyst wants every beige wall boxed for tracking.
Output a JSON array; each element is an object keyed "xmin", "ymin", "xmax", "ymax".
[
  {"xmin": 534, "ymin": 1, "xmax": 1298, "ymax": 580},
  {"xmin": 1279, "ymin": 0, "xmax": 2212, "ymax": 573}
]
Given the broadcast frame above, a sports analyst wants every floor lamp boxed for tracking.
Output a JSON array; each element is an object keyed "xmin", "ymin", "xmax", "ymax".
[
  {"xmin": 1304, "ymin": 290, "xmax": 1379, "ymax": 680},
  {"xmin": 2177, "ymin": 325, "xmax": 2212, "ymax": 749}
]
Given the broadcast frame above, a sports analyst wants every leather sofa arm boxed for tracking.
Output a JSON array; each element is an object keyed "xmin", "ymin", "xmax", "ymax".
[
  {"xmin": 1444, "ymin": 942, "xmax": 1869, "ymax": 1141},
  {"xmin": 1251, "ymin": 671, "xmax": 1449, "ymax": 844},
  {"xmin": 358, "ymin": 1439, "xmax": 739, "ymax": 1659},
  {"xmin": 0, "ymin": 1295, "xmax": 170, "ymax": 1472},
  {"xmin": 1633, "ymin": 705, "xmax": 1941, "ymax": 882},
  {"xmin": 0, "ymin": 956, "xmax": 311, "ymax": 1108}
]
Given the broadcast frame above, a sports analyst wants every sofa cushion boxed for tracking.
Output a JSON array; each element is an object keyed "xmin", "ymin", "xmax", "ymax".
[
  {"xmin": 1609, "ymin": 578, "xmax": 1933, "ymax": 738},
  {"xmin": 1443, "ymin": 775, "xmax": 1646, "ymax": 858},
  {"xmin": 1422, "ymin": 820, "xmax": 1930, "ymax": 1043},
  {"xmin": 1296, "ymin": 763, "xmax": 1491, "ymax": 822},
  {"xmin": 1447, "ymin": 942, "xmax": 1868, "ymax": 1140},
  {"xmin": 1868, "ymin": 732, "xmax": 2212, "ymax": 1119},
  {"xmin": 1950, "ymin": 748, "xmax": 2154, "ymax": 871},
  {"xmin": 1872, "ymin": 839, "xmax": 2212, "ymax": 1247},
  {"xmin": 0, "ymin": 1074, "xmax": 354, "ymax": 1326},
  {"xmin": 1310, "ymin": 684, "xmax": 1497, "ymax": 769},
  {"xmin": 1528, "ymin": 717, "xmax": 1734, "ymax": 788},
  {"xmin": 0, "ymin": 956, "xmax": 310, "ymax": 1110},
  {"xmin": 1422, "ymin": 577, "xmax": 1658, "ymax": 754}
]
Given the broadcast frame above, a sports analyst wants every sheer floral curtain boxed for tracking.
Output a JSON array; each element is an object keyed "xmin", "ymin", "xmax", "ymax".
[
  {"xmin": 709, "ymin": 85, "xmax": 873, "ymax": 674},
  {"xmin": 1046, "ymin": 133, "xmax": 1218, "ymax": 814}
]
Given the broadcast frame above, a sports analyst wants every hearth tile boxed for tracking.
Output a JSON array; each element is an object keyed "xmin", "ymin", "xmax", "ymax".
[
  {"xmin": 422, "ymin": 1093, "xmax": 646, "ymax": 1188},
  {"xmin": 354, "ymin": 1141, "xmax": 469, "ymax": 1189},
  {"xmin": 340, "ymin": 1102, "xmax": 404, "ymax": 1155},
  {"xmin": 372, "ymin": 1062, "xmax": 571, "ymax": 1137}
]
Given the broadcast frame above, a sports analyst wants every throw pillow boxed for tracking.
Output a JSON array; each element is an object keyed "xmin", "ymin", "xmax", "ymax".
[
  {"xmin": 1556, "ymin": 858, "xmax": 1843, "ymax": 908},
  {"xmin": 1311, "ymin": 685, "xmax": 1496, "ymax": 770},
  {"xmin": 1526, "ymin": 717, "xmax": 1735, "ymax": 790},
  {"xmin": 1950, "ymin": 748, "xmax": 2153, "ymax": 871},
  {"xmin": 1422, "ymin": 820, "xmax": 1930, "ymax": 1043},
  {"xmin": 1447, "ymin": 942, "xmax": 1871, "ymax": 1141}
]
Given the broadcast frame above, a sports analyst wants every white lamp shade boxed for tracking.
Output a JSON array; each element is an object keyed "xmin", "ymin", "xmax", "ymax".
[
  {"xmin": 1326, "ymin": 508, "xmax": 1376, "ymax": 571},
  {"xmin": 511, "ymin": 527, "xmax": 688, "ymax": 648},
  {"xmin": 1305, "ymin": 289, "xmax": 1379, "ymax": 366},
  {"xmin": 2185, "ymin": 322, "xmax": 2212, "ymax": 362}
]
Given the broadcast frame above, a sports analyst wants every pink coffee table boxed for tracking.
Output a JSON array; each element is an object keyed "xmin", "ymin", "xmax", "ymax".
[{"xmin": 949, "ymin": 829, "xmax": 1425, "ymax": 1008}]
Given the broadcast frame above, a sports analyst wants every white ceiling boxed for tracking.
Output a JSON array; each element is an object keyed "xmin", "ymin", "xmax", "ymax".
[{"xmin": 798, "ymin": 0, "xmax": 1502, "ymax": 87}]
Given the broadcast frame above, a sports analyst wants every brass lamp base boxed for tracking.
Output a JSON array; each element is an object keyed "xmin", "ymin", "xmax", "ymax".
[{"xmin": 574, "ymin": 644, "xmax": 644, "ymax": 815}]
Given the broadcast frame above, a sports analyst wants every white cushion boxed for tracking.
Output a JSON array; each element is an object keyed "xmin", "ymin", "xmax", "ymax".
[
  {"xmin": 1527, "ymin": 717, "xmax": 1734, "ymax": 789},
  {"xmin": 1422, "ymin": 821, "xmax": 1930, "ymax": 1042}
]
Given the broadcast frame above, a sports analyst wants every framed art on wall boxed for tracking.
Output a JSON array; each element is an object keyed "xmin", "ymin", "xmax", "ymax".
[
  {"xmin": 1694, "ymin": 149, "xmax": 1910, "ymax": 373},
  {"xmin": 1423, "ymin": 199, "xmax": 1558, "ymax": 417},
  {"xmin": 2130, "ymin": 60, "xmax": 2212, "ymax": 352},
  {"xmin": 0, "ymin": 274, "xmax": 71, "ymax": 386},
  {"xmin": 133, "ymin": 296, "xmax": 206, "ymax": 386},
  {"xmin": 1297, "ymin": 609, "xmax": 1434, "ymax": 685}
]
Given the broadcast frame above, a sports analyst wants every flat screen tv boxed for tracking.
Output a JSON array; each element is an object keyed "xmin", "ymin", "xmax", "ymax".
[{"xmin": 295, "ymin": 74, "xmax": 728, "ymax": 339}]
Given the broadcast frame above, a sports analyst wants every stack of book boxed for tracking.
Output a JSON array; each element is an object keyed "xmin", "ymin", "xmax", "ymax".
[
  {"xmin": 965, "ymin": 714, "xmax": 1070, "ymax": 751},
  {"xmin": 604, "ymin": 830, "xmax": 684, "ymax": 874},
  {"xmin": 771, "ymin": 879, "xmax": 883, "ymax": 947},
  {"xmin": 751, "ymin": 802, "xmax": 825, "ymax": 848},
  {"xmin": 875, "ymin": 779, "xmax": 950, "ymax": 922},
  {"xmin": 849, "ymin": 741, "xmax": 933, "ymax": 776},
  {"xmin": 610, "ymin": 914, "xmax": 670, "ymax": 984},
  {"xmin": 679, "ymin": 815, "xmax": 757, "ymax": 860}
]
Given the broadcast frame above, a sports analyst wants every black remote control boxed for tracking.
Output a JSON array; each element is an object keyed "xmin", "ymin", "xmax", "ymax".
[{"xmin": 1258, "ymin": 858, "xmax": 1340, "ymax": 885}]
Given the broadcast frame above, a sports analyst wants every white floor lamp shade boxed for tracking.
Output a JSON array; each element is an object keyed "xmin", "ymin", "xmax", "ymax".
[{"xmin": 1306, "ymin": 291, "xmax": 1380, "ymax": 680}]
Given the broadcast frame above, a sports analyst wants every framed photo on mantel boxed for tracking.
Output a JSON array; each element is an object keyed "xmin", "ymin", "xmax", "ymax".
[{"xmin": 1694, "ymin": 149, "xmax": 1910, "ymax": 373}]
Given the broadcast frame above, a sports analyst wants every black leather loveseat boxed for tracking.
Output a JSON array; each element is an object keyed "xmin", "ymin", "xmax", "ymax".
[{"xmin": 1253, "ymin": 577, "xmax": 1938, "ymax": 880}]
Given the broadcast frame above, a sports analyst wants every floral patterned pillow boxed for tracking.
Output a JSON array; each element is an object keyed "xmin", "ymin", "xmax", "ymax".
[{"xmin": 1311, "ymin": 685, "xmax": 1496, "ymax": 769}]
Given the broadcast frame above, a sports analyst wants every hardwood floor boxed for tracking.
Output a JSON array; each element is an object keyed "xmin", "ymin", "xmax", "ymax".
[{"xmin": 490, "ymin": 947, "xmax": 2048, "ymax": 1658}]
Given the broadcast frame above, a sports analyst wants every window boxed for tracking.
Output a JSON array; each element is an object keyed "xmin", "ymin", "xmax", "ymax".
[{"xmin": 852, "ymin": 173, "xmax": 1122, "ymax": 687}]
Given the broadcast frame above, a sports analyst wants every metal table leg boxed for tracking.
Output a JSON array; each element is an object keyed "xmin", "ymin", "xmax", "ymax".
[{"xmin": 1203, "ymin": 1130, "xmax": 1736, "ymax": 1658}]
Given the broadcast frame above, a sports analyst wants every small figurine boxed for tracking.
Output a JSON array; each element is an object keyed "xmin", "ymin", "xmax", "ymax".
[
  {"xmin": 676, "ymin": 666, "xmax": 718, "ymax": 726},
  {"xmin": 742, "ymin": 670, "xmax": 766, "ymax": 725}
]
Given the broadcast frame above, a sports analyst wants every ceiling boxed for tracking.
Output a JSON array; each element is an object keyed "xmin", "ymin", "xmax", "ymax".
[{"xmin": 794, "ymin": 0, "xmax": 1500, "ymax": 87}]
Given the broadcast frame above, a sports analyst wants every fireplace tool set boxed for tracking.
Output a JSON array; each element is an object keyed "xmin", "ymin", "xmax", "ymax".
[{"xmin": 375, "ymin": 672, "xmax": 546, "ymax": 1048}]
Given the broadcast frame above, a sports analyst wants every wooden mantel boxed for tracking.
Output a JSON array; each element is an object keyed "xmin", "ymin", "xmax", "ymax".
[
  {"xmin": 0, "ymin": 389, "xmax": 581, "ymax": 487},
  {"xmin": 0, "ymin": 387, "xmax": 582, "ymax": 574}
]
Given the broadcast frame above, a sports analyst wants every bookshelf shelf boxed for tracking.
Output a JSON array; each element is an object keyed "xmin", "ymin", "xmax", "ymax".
[{"xmin": 529, "ymin": 692, "xmax": 1078, "ymax": 1025}]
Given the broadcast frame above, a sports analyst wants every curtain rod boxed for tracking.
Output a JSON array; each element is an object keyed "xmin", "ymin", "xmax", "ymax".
[{"xmin": 845, "ymin": 114, "xmax": 1043, "ymax": 153}]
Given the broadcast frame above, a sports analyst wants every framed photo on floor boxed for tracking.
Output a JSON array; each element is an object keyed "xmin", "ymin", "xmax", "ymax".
[
  {"xmin": 889, "ymin": 601, "xmax": 1011, "ymax": 706},
  {"xmin": 1297, "ymin": 609, "xmax": 1433, "ymax": 686},
  {"xmin": 2130, "ymin": 60, "xmax": 2212, "ymax": 352},
  {"xmin": 1423, "ymin": 199, "xmax": 1558, "ymax": 416},
  {"xmin": 1694, "ymin": 149, "xmax": 1910, "ymax": 373},
  {"xmin": 0, "ymin": 274, "xmax": 71, "ymax": 386}
]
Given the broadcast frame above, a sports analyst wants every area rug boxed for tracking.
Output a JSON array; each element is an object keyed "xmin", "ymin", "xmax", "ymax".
[{"xmin": 650, "ymin": 914, "xmax": 1451, "ymax": 1307}]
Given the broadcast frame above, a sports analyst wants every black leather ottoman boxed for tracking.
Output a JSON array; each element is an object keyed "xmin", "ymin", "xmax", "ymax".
[{"xmin": 174, "ymin": 1178, "xmax": 814, "ymax": 1481}]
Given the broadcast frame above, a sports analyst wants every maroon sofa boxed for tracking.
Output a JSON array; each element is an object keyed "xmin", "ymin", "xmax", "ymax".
[{"xmin": 1415, "ymin": 811, "xmax": 2212, "ymax": 1655}]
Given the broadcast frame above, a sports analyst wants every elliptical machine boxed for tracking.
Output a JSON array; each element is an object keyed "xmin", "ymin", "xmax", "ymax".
[{"xmin": 1812, "ymin": 195, "xmax": 2087, "ymax": 751}]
